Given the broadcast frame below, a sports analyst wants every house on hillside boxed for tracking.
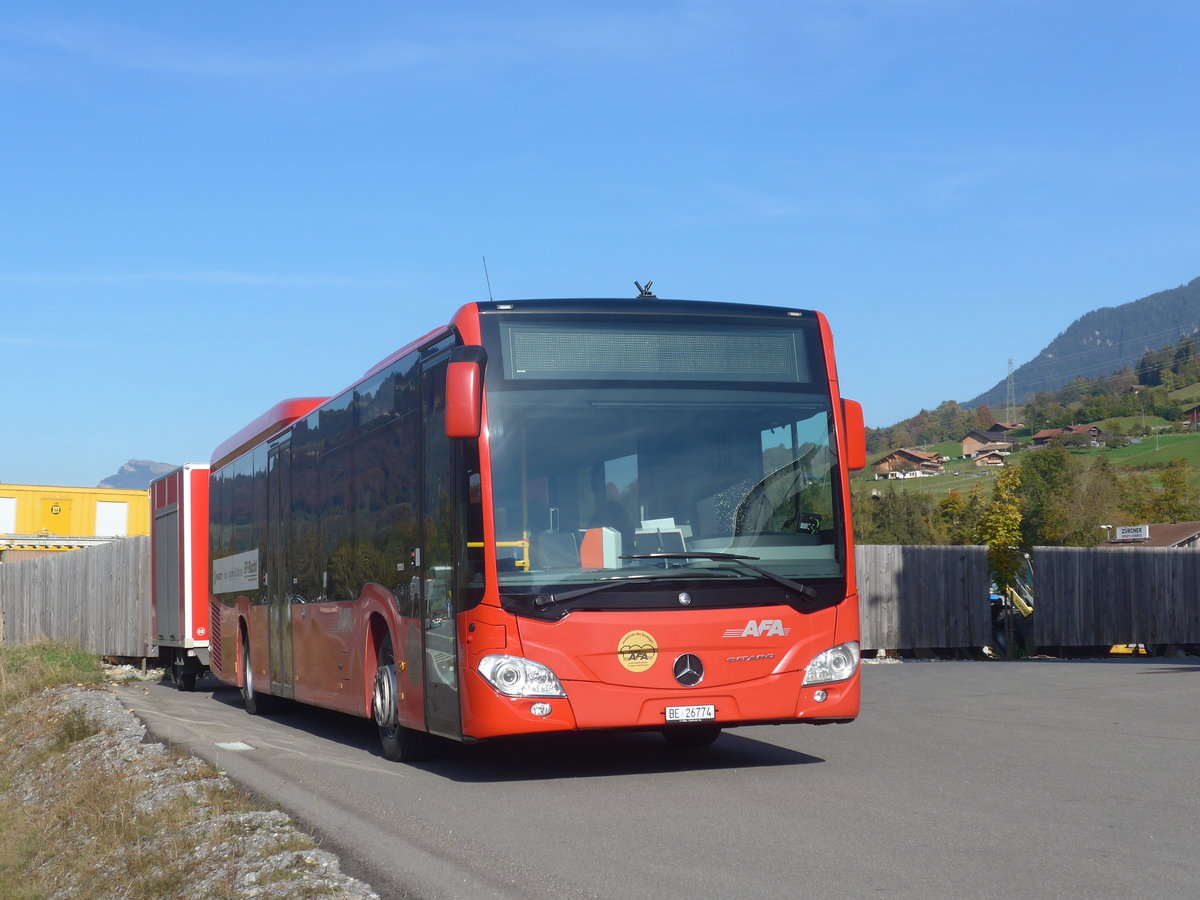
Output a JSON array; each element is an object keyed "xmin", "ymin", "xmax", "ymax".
[
  {"xmin": 961, "ymin": 430, "xmax": 1014, "ymax": 458},
  {"xmin": 1031, "ymin": 425, "xmax": 1105, "ymax": 447},
  {"xmin": 1030, "ymin": 428, "xmax": 1061, "ymax": 446},
  {"xmin": 1098, "ymin": 521, "xmax": 1200, "ymax": 549},
  {"xmin": 1183, "ymin": 404, "xmax": 1200, "ymax": 427},
  {"xmin": 973, "ymin": 449, "xmax": 1007, "ymax": 467},
  {"xmin": 873, "ymin": 448, "xmax": 945, "ymax": 479},
  {"xmin": 985, "ymin": 422, "xmax": 1023, "ymax": 436}
]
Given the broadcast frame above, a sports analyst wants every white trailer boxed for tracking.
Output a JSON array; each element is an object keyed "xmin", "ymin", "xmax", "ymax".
[{"xmin": 150, "ymin": 464, "xmax": 210, "ymax": 690}]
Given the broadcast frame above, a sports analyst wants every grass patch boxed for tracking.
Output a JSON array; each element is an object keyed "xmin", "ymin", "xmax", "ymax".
[
  {"xmin": 1091, "ymin": 414, "xmax": 1174, "ymax": 432},
  {"xmin": 858, "ymin": 432, "xmax": 1200, "ymax": 496},
  {"xmin": 1169, "ymin": 382, "xmax": 1200, "ymax": 404},
  {"xmin": 50, "ymin": 705, "xmax": 102, "ymax": 752},
  {"xmin": 0, "ymin": 710, "xmax": 316, "ymax": 900},
  {"xmin": 0, "ymin": 640, "xmax": 103, "ymax": 715},
  {"xmin": 0, "ymin": 796, "xmax": 43, "ymax": 900},
  {"xmin": 0, "ymin": 640, "xmax": 332, "ymax": 900},
  {"xmin": 1095, "ymin": 432, "xmax": 1200, "ymax": 467},
  {"xmin": 923, "ymin": 439, "xmax": 964, "ymax": 459}
]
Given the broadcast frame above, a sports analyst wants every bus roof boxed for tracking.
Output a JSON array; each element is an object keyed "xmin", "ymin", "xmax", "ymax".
[
  {"xmin": 470, "ymin": 297, "xmax": 817, "ymax": 319},
  {"xmin": 210, "ymin": 299, "xmax": 821, "ymax": 471},
  {"xmin": 211, "ymin": 397, "xmax": 327, "ymax": 470}
]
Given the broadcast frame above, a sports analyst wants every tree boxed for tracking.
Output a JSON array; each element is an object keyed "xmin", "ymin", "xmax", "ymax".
[
  {"xmin": 855, "ymin": 486, "xmax": 944, "ymax": 544},
  {"xmin": 975, "ymin": 466, "xmax": 1024, "ymax": 589},
  {"xmin": 1154, "ymin": 459, "xmax": 1199, "ymax": 523},
  {"xmin": 938, "ymin": 491, "xmax": 969, "ymax": 544},
  {"xmin": 1024, "ymin": 393, "xmax": 1070, "ymax": 430},
  {"xmin": 1015, "ymin": 446, "xmax": 1078, "ymax": 546},
  {"xmin": 1118, "ymin": 472, "xmax": 1158, "ymax": 522},
  {"xmin": 939, "ymin": 487, "xmax": 985, "ymax": 545},
  {"xmin": 889, "ymin": 425, "xmax": 915, "ymax": 449},
  {"xmin": 1064, "ymin": 456, "xmax": 1124, "ymax": 545},
  {"xmin": 1078, "ymin": 394, "xmax": 1113, "ymax": 423}
]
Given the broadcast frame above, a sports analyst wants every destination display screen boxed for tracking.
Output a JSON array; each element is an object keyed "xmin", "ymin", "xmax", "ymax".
[{"xmin": 500, "ymin": 322, "xmax": 811, "ymax": 383}]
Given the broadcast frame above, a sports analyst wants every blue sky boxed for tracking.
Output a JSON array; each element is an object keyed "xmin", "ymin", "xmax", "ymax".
[{"xmin": 3, "ymin": 1, "xmax": 1198, "ymax": 487}]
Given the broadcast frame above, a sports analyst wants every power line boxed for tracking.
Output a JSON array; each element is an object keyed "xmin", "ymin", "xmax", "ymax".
[
  {"xmin": 1006, "ymin": 359, "xmax": 1015, "ymax": 423},
  {"xmin": 1007, "ymin": 320, "xmax": 1200, "ymax": 377},
  {"xmin": 1001, "ymin": 321, "xmax": 1200, "ymax": 405}
]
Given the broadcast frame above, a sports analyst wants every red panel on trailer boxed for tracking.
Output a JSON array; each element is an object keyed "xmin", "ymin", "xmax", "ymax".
[
  {"xmin": 150, "ymin": 464, "xmax": 210, "ymax": 651},
  {"xmin": 186, "ymin": 465, "xmax": 210, "ymax": 644}
]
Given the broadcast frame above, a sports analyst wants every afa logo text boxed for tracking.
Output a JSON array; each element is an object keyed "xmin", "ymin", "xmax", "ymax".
[{"xmin": 722, "ymin": 619, "xmax": 791, "ymax": 639}]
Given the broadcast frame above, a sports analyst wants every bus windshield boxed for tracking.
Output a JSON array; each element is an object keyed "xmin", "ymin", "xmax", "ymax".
[{"xmin": 486, "ymin": 384, "xmax": 844, "ymax": 601}]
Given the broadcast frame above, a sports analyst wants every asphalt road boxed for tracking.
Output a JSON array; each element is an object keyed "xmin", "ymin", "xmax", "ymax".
[{"xmin": 121, "ymin": 658, "xmax": 1200, "ymax": 899}]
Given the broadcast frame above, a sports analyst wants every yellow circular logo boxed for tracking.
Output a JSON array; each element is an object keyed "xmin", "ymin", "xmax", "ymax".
[{"xmin": 617, "ymin": 630, "xmax": 658, "ymax": 672}]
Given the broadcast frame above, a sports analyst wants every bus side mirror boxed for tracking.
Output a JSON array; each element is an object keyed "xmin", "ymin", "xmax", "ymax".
[
  {"xmin": 446, "ymin": 346, "xmax": 487, "ymax": 439},
  {"xmin": 842, "ymin": 398, "xmax": 867, "ymax": 471}
]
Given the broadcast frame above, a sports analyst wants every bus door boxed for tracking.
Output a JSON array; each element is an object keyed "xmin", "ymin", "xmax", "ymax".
[
  {"xmin": 420, "ymin": 348, "xmax": 462, "ymax": 739},
  {"xmin": 267, "ymin": 440, "xmax": 295, "ymax": 698}
]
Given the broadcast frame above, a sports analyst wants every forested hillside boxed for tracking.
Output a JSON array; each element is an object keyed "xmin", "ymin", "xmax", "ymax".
[
  {"xmin": 966, "ymin": 276, "xmax": 1200, "ymax": 409},
  {"xmin": 868, "ymin": 334, "xmax": 1200, "ymax": 454},
  {"xmin": 857, "ymin": 333, "xmax": 1200, "ymax": 559}
]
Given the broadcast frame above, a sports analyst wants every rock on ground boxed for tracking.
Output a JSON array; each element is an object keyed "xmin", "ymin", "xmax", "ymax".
[{"xmin": 1, "ymin": 682, "xmax": 380, "ymax": 900}]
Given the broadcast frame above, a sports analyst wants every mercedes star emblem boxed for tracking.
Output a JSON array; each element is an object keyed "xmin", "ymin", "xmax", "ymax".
[{"xmin": 673, "ymin": 653, "xmax": 704, "ymax": 687}]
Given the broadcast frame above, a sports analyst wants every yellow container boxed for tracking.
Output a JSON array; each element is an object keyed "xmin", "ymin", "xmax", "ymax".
[{"xmin": 0, "ymin": 484, "xmax": 151, "ymax": 539}]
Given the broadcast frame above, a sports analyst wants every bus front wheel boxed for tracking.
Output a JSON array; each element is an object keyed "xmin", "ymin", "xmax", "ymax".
[{"xmin": 374, "ymin": 634, "xmax": 434, "ymax": 762}]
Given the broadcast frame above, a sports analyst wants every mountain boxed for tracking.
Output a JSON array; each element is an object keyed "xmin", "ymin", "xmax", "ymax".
[
  {"xmin": 98, "ymin": 460, "xmax": 178, "ymax": 490},
  {"xmin": 965, "ymin": 277, "xmax": 1200, "ymax": 409}
]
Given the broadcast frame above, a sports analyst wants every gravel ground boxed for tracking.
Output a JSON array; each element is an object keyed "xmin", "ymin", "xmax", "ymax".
[{"xmin": 2, "ymin": 670, "xmax": 380, "ymax": 900}]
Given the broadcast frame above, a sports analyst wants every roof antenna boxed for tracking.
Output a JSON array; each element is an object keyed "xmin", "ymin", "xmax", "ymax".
[
  {"xmin": 634, "ymin": 280, "xmax": 656, "ymax": 299},
  {"xmin": 482, "ymin": 256, "xmax": 495, "ymax": 302}
]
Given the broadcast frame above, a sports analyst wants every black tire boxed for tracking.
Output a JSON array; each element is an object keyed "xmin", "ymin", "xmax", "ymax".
[
  {"xmin": 374, "ymin": 634, "xmax": 435, "ymax": 762},
  {"xmin": 241, "ymin": 633, "xmax": 274, "ymax": 716},
  {"xmin": 662, "ymin": 725, "xmax": 722, "ymax": 748},
  {"xmin": 175, "ymin": 670, "xmax": 197, "ymax": 692}
]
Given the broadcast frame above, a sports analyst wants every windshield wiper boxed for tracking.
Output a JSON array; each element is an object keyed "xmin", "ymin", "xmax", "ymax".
[
  {"xmin": 532, "ymin": 571, "xmax": 736, "ymax": 608},
  {"xmin": 619, "ymin": 552, "xmax": 818, "ymax": 601}
]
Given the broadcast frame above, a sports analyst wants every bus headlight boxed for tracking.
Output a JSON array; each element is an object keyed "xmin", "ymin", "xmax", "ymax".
[
  {"xmin": 478, "ymin": 655, "xmax": 567, "ymax": 698},
  {"xmin": 802, "ymin": 642, "xmax": 861, "ymax": 686}
]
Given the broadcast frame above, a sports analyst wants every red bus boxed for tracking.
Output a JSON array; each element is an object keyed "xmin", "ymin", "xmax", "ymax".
[{"xmin": 207, "ymin": 298, "xmax": 866, "ymax": 760}]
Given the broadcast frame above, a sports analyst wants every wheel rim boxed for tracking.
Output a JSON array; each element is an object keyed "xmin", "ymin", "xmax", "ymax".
[
  {"xmin": 243, "ymin": 639, "xmax": 254, "ymax": 699},
  {"xmin": 373, "ymin": 661, "xmax": 398, "ymax": 731},
  {"xmin": 373, "ymin": 641, "xmax": 399, "ymax": 733}
]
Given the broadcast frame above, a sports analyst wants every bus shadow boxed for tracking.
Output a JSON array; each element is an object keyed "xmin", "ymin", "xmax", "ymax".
[
  {"xmin": 203, "ymin": 683, "xmax": 822, "ymax": 779},
  {"xmin": 421, "ymin": 730, "xmax": 824, "ymax": 783}
]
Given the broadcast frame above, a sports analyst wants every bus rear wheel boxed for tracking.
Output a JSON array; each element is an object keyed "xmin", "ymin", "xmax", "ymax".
[
  {"xmin": 374, "ymin": 634, "xmax": 434, "ymax": 762},
  {"xmin": 241, "ymin": 633, "xmax": 275, "ymax": 716}
]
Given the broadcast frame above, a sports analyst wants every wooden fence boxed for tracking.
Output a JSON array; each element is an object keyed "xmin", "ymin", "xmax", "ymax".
[
  {"xmin": 858, "ymin": 544, "xmax": 1200, "ymax": 651},
  {"xmin": 856, "ymin": 544, "xmax": 991, "ymax": 651},
  {"xmin": 0, "ymin": 537, "xmax": 152, "ymax": 658},
  {"xmin": 1, "ymin": 540, "xmax": 1196, "ymax": 657},
  {"xmin": 1034, "ymin": 546, "xmax": 1200, "ymax": 646}
]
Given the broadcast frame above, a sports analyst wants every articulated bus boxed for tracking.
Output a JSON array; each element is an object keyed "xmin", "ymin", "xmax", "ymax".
[{"xmin": 207, "ymin": 298, "xmax": 867, "ymax": 760}]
